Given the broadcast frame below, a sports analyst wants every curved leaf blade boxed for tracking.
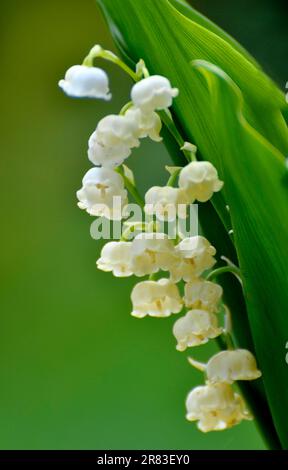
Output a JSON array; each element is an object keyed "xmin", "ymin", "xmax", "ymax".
[{"xmin": 192, "ymin": 60, "xmax": 288, "ymax": 448}]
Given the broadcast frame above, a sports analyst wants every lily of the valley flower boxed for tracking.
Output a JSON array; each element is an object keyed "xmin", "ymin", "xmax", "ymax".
[
  {"xmin": 59, "ymin": 65, "xmax": 111, "ymax": 100},
  {"xmin": 169, "ymin": 236, "xmax": 216, "ymax": 282},
  {"xmin": 97, "ymin": 241, "xmax": 133, "ymax": 277},
  {"xmin": 179, "ymin": 161, "xmax": 224, "ymax": 202},
  {"xmin": 95, "ymin": 114, "xmax": 140, "ymax": 149},
  {"xmin": 87, "ymin": 113, "xmax": 141, "ymax": 168},
  {"xmin": 184, "ymin": 279, "xmax": 223, "ymax": 313},
  {"xmin": 131, "ymin": 232, "xmax": 176, "ymax": 277},
  {"xmin": 206, "ymin": 349, "xmax": 262, "ymax": 384},
  {"xmin": 125, "ymin": 106, "xmax": 163, "ymax": 142},
  {"xmin": 131, "ymin": 75, "xmax": 179, "ymax": 114},
  {"xmin": 144, "ymin": 186, "xmax": 189, "ymax": 221},
  {"xmin": 77, "ymin": 167, "xmax": 128, "ymax": 220},
  {"xmin": 131, "ymin": 278, "xmax": 182, "ymax": 318},
  {"xmin": 173, "ymin": 309, "xmax": 222, "ymax": 351},
  {"xmin": 88, "ymin": 131, "xmax": 131, "ymax": 167},
  {"xmin": 186, "ymin": 383, "xmax": 252, "ymax": 432}
]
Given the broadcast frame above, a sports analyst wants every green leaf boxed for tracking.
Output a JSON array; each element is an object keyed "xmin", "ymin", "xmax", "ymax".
[
  {"xmin": 192, "ymin": 60, "xmax": 288, "ymax": 448},
  {"xmin": 97, "ymin": 0, "xmax": 288, "ymax": 156},
  {"xmin": 169, "ymin": 0, "xmax": 259, "ymax": 67}
]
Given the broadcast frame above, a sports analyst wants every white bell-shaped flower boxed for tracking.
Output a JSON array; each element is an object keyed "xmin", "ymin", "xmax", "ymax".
[
  {"xmin": 76, "ymin": 167, "xmax": 128, "ymax": 220},
  {"xmin": 169, "ymin": 236, "xmax": 216, "ymax": 282},
  {"xmin": 179, "ymin": 161, "xmax": 224, "ymax": 202},
  {"xmin": 131, "ymin": 278, "xmax": 182, "ymax": 318},
  {"xmin": 88, "ymin": 131, "xmax": 131, "ymax": 168},
  {"xmin": 206, "ymin": 349, "xmax": 262, "ymax": 384},
  {"xmin": 97, "ymin": 241, "xmax": 133, "ymax": 277},
  {"xmin": 131, "ymin": 75, "xmax": 179, "ymax": 114},
  {"xmin": 144, "ymin": 186, "xmax": 189, "ymax": 221},
  {"xmin": 125, "ymin": 106, "xmax": 162, "ymax": 142},
  {"xmin": 95, "ymin": 114, "xmax": 140, "ymax": 149},
  {"xmin": 173, "ymin": 309, "xmax": 222, "ymax": 351},
  {"xmin": 58, "ymin": 65, "xmax": 111, "ymax": 100},
  {"xmin": 186, "ymin": 383, "xmax": 252, "ymax": 432},
  {"xmin": 184, "ymin": 279, "xmax": 223, "ymax": 313},
  {"xmin": 131, "ymin": 232, "xmax": 176, "ymax": 277}
]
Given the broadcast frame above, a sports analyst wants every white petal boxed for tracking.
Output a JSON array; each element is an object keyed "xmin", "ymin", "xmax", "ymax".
[
  {"xmin": 59, "ymin": 65, "xmax": 111, "ymax": 100},
  {"xmin": 206, "ymin": 350, "xmax": 262, "ymax": 384}
]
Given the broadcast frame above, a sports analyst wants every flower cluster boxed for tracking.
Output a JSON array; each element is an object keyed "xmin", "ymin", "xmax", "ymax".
[
  {"xmin": 77, "ymin": 70, "xmax": 180, "ymax": 217},
  {"xmin": 60, "ymin": 45, "xmax": 262, "ymax": 435},
  {"xmin": 186, "ymin": 349, "xmax": 261, "ymax": 432},
  {"xmin": 144, "ymin": 160, "xmax": 223, "ymax": 221}
]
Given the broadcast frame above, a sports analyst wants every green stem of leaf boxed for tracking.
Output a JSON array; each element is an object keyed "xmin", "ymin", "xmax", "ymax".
[
  {"xmin": 166, "ymin": 168, "xmax": 181, "ymax": 187},
  {"xmin": 116, "ymin": 166, "xmax": 145, "ymax": 208},
  {"xmin": 83, "ymin": 47, "xmax": 138, "ymax": 81},
  {"xmin": 158, "ymin": 110, "xmax": 196, "ymax": 161},
  {"xmin": 206, "ymin": 265, "xmax": 242, "ymax": 281},
  {"xmin": 120, "ymin": 101, "xmax": 133, "ymax": 115}
]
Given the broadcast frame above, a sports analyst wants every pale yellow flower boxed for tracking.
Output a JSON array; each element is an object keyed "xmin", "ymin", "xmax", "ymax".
[
  {"xmin": 96, "ymin": 241, "xmax": 133, "ymax": 277},
  {"xmin": 125, "ymin": 106, "xmax": 162, "ymax": 142},
  {"xmin": 179, "ymin": 161, "xmax": 223, "ymax": 202},
  {"xmin": 184, "ymin": 279, "xmax": 223, "ymax": 312},
  {"xmin": 169, "ymin": 236, "xmax": 216, "ymax": 282},
  {"xmin": 131, "ymin": 278, "xmax": 182, "ymax": 318},
  {"xmin": 144, "ymin": 186, "xmax": 189, "ymax": 221},
  {"xmin": 131, "ymin": 232, "xmax": 176, "ymax": 277},
  {"xmin": 206, "ymin": 349, "xmax": 262, "ymax": 384},
  {"xmin": 173, "ymin": 309, "xmax": 222, "ymax": 351},
  {"xmin": 186, "ymin": 383, "xmax": 252, "ymax": 432}
]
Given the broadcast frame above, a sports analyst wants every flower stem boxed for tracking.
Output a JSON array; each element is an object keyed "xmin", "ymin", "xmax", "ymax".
[
  {"xmin": 206, "ymin": 265, "xmax": 242, "ymax": 281},
  {"xmin": 187, "ymin": 356, "xmax": 206, "ymax": 372},
  {"xmin": 83, "ymin": 45, "xmax": 138, "ymax": 81},
  {"xmin": 120, "ymin": 223, "xmax": 147, "ymax": 241},
  {"xmin": 149, "ymin": 273, "xmax": 158, "ymax": 281},
  {"xmin": 166, "ymin": 168, "xmax": 181, "ymax": 187},
  {"xmin": 116, "ymin": 166, "xmax": 145, "ymax": 208},
  {"xmin": 119, "ymin": 101, "xmax": 133, "ymax": 115},
  {"xmin": 158, "ymin": 110, "xmax": 197, "ymax": 162}
]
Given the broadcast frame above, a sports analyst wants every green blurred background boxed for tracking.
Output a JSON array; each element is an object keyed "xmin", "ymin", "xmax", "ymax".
[{"xmin": 0, "ymin": 0, "xmax": 287, "ymax": 450}]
